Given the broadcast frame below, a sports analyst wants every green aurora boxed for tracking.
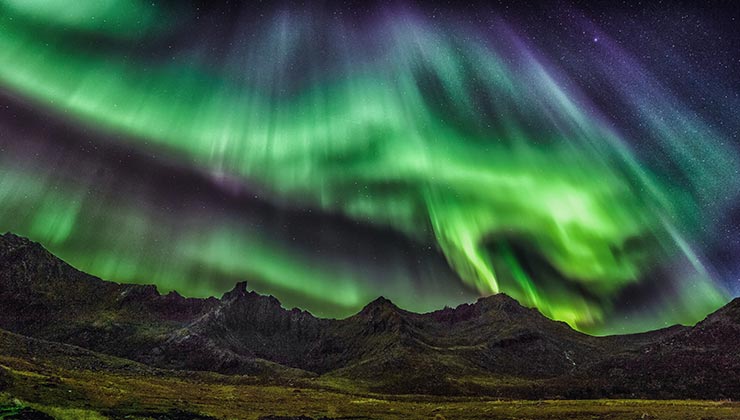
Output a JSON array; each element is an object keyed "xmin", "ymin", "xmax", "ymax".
[{"xmin": 0, "ymin": 0, "xmax": 737, "ymax": 334}]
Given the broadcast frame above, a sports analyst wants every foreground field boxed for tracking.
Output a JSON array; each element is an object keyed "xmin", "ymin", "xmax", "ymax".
[
  {"xmin": 0, "ymin": 327, "xmax": 737, "ymax": 419},
  {"xmin": 1, "ymin": 352, "xmax": 738, "ymax": 420}
]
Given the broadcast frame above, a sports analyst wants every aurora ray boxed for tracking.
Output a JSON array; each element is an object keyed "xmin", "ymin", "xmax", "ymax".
[{"xmin": 0, "ymin": 0, "xmax": 737, "ymax": 334}]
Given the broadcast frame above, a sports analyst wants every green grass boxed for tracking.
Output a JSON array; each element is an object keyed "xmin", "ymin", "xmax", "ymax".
[
  {"xmin": 0, "ymin": 404, "xmax": 24, "ymax": 419},
  {"xmin": 0, "ymin": 355, "xmax": 738, "ymax": 419}
]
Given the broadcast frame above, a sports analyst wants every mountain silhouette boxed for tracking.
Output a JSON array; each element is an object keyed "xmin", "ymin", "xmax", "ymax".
[{"xmin": 0, "ymin": 232, "xmax": 737, "ymax": 398}]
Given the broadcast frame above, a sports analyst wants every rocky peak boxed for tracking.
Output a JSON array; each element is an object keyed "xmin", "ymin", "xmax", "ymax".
[
  {"xmin": 0, "ymin": 232, "xmax": 44, "ymax": 258},
  {"xmin": 215, "ymin": 281, "xmax": 288, "ymax": 324},
  {"xmin": 693, "ymin": 297, "xmax": 740, "ymax": 331},
  {"xmin": 358, "ymin": 296, "xmax": 399, "ymax": 315},
  {"xmin": 474, "ymin": 293, "xmax": 531, "ymax": 314},
  {"xmin": 430, "ymin": 302, "xmax": 478, "ymax": 323},
  {"xmin": 353, "ymin": 296, "xmax": 412, "ymax": 335},
  {"xmin": 119, "ymin": 284, "xmax": 161, "ymax": 301},
  {"xmin": 221, "ymin": 281, "xmax": 250, "ymax": 301},
  {"xmin": 1, "ymin": 231, "xmax": 30, "ymax": 243},
  {"xmin": 716, "ymin": 297, "xmax": 740, "ymax": 321}
]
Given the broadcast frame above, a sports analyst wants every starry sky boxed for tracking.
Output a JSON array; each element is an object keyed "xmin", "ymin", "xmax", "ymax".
[{"xmin": 0, "ymin": 0, "xmax": 738, "ymax": 334}]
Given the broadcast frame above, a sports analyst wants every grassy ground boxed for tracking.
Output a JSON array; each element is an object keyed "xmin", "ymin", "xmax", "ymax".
[
  {"xmin": 1, "ymin": 353, "xmax": 738, "ymax": 420},
  {"xmin": 0, "ymin": 332, "xmax": 736, "ymax": 420}
]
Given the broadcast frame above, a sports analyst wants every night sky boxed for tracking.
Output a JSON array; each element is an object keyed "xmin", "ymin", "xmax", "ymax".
[{"xmin": 0, "ymin": 0, "xmax": 738, "ymax": 334}]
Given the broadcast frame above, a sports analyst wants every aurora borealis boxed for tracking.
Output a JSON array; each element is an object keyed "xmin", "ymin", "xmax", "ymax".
[{"xmin": 0, "ymin": 1, "xmax": 738, "ymax": 334}]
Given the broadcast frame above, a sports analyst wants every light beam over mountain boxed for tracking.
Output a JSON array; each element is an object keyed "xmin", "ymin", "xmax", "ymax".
[{"xmin": 0, "ymin": 0, "xmax": 738, "ymax": 334}]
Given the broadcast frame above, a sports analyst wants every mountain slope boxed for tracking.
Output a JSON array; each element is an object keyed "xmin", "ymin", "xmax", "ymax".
[
  {"xmin": 577, "ymin": 298, "xmax": 740, "ymax": 399},
  {"xmin": 0, "ymin": 232, "xmax": 737, "ymax": 398},
  {"xmin": 0, "ymin": 232, "xmax": 272, "ymax": 374}
]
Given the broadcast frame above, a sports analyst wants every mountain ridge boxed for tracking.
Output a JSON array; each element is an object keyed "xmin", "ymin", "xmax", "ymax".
[
  {"xmin": 0, "ymin": 231, "xmax": 725, "ymax": 331},
  {"xmin": 0, "ymin": 232, "xmax": 737, "ymax": 398}
]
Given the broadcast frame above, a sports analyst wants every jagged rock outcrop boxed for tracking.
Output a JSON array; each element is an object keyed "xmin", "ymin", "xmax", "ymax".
[{"xmin": 0, "ymin": 232, "xmax": 737, "ymax": 398}]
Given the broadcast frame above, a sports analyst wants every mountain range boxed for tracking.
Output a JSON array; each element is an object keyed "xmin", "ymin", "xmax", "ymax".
[{"xmin": 0, "ymin": 232, "xmax": 737, "ymax": 400}]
